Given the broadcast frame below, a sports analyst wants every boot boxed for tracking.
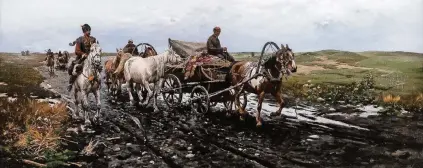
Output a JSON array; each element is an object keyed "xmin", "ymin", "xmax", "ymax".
[{"xmin": 67, "ymin": 75, "xmax": 77, "ymax": 92}]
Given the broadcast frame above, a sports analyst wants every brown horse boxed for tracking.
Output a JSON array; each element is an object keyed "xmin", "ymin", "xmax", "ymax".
[
  {"xmin": 227, "ymin": 44, "xmax": 297, "ymax": 127},
  {"xmin": 112, "ymin": 48, "xmax": 134, "ymax": 96},
  {"xmin": 141, "ymin": 46, "xmax": 157, "ymax": 58},
  {"xmin": 104, "ymin": 58, "xmax": 116, "ymax": 93},
  {"xmin": 45, "ymin": 52, "xmax": 55, "ymax": 74},
  {"xmin": 63, "ymin": 51, "xmax": 70, "ymax": 63},
  {"xmin": 104, "ymin": 49, "xmax": 124, "ymax": 95}
]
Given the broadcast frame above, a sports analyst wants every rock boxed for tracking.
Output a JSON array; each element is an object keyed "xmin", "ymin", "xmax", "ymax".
[
  {"xmin": 391, "ymin": 150, "xmax": 411, "ymax": 159},
  {"xmin": 309, "ymin": 135, "xmax": 320, "ymax": 139},
  {"xmin": 66, "ymin": 127, "xmax": 79, "ymax": 134},
  {"xmin": 186, "ymin": 154, "xmax": 195, "ymax": 158},
  {"xmin": 113, "ymin": 146, "xmax": 121, "ymax": 152},
  {"xmin": 149, "ymin": 160, "xmax": 155, "ymax": 164},
  {"xmin": 187, "ymin": 146, "xmax": 192, "ymax": 151},
  {"xmin": 254, "ymin": 153, "xmax": 260, "ymax": 156},
  {"xmin": 127, "ymin": 145, "xmax": 142, "ymax": 155},
  {"xmin": 109, "ymin": 159, "xmax": 123, "ymax": 168},
  {"xmin": 172, "ymin": 155, "xmax": 178, "ymax": 159},
  {"xmin": 317, "ymin": 97, "xmax": 324, "ymax": 102},
  {"xmin": 142, "ymin": 151, "xmax": 147, "ymax": 156},
  {"xmin": 117, "ymin": 150, "xmax": 132, "ymax": 160}
]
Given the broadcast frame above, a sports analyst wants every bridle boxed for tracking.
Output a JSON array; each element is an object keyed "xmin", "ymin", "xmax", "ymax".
[{"xmin": 263, "ymin": 48, "xmax": 295, "ymax": 81}]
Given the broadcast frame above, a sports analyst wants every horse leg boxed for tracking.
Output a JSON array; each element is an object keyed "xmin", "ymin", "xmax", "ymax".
[
  {"xmin": 73, "ymin": 90, "xmax": 81, "ymax": 119},
  {"xmin": 94, "ymin": 88, "xmax": 101, "ymax": 121},
  {"xmin": 256, "ymin": 91, "xmax": 265, "ymax": 127},
  {"xmin": 152, "ymin": 79, "xmax": 163, "ymax": 112},
  {"xmin": 135, "ymin": 84, "xmax": 144, "ymax": 103},
  {"xmin": 81, "ymin": 90, "xmax": 91, "ymax": 125},
  {"xmin": 116, "ymin": 78, "xmax": 122, "ymax": 97},
  {"xmin": 126, "ymin": 79, "xmax": 136, "ymax": 105},
  {"xmin": 141, "ymin": 80, "xmax": 153, "ymax": 107},
  {"xmin": 270, "ymin": 86, "xmax": 285, "ymax": 117},
  {"xmin": 234, "ymin": 86, "xmax": 247, "ymax": 121},
  {"xmin": 105, "ymin": 73, "xmax": 110, "ymax": 92}
]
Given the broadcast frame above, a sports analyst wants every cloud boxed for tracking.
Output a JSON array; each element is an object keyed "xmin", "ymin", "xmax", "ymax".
[{"xmin": 0, "ymin": 0, "xmax": 422, "ymax": 52}]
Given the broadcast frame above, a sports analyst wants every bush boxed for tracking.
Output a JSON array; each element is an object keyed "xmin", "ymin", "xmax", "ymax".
[
  {"xmin": 0, "ymin": 97, "xmax": 68, "ymax": 158},
  {"xmin": 296, "ymin": 73, "xmax": 377, "ymax": 105}
]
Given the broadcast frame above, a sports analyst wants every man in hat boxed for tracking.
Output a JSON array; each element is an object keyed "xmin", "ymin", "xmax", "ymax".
[
  {"xmin": 206, "ymin": 26, "xmax": 235, "ymax": 62},
  {"xmin": 67, "ymin": 23, "xmax": 98, "ymax": 92},
  {"xmin": 123, "ymin": 39, "xmax": 138, "ymax": 55},
  {"xmin": 45, "ymin": 49, "xmax": 54, "ymax": 61}
]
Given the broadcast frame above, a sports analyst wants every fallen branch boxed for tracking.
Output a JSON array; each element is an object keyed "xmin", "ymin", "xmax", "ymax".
[
  {"xmin": 22, "ymin": 159, "xmax": 46, "ymax": 167},
  {"xmin": 106, "ymin": 137, "xmax": 121, "ymax": 141}
]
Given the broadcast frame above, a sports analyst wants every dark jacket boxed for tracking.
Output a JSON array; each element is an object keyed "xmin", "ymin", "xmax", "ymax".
[
  {"xmin": 124, "ymin": 43, "xmax": 138, "ymax": 55},
  {"xmin": 207, "ymin": 34, "xmax": 224, "ymax": 55},
  {"xmin": 75, "ymin": 35, "xmax": 97, "ymax": 58}
]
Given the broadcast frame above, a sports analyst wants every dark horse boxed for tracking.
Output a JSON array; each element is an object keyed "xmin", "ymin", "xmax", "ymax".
[{"xmin": 227, "ymin": 43, "xmax": 297, "ymax": 127}]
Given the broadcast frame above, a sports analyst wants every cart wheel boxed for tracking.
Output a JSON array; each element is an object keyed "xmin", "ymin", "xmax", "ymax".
[
  {"xmin": 161, "ymin": 74, "xmax": 183, "ymax": 108},
  {"xmin": 224, "ymin": 90, "xmax": 248, "ymax": 111},
  {"xmin": 190, "ymin": 85, "xmax": 210, "ymax": 114}
]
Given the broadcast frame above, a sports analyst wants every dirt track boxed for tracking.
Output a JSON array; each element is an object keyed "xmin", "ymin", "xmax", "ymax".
[{"xmin": 35, "ymin": 56, "xmax": 423, "ymax": 168}]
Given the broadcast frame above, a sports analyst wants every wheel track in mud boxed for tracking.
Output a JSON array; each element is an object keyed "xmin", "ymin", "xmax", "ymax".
[
  {"xmin": 104, "ymin": 105, "xmax": 334, "ymax": 168},
  {"xmin": 108, "ymin": 102, "xmax": 423, "ymax": 167},
  {"xmin": 105, "ymin": 108, "xmax": 276, "ymax": 168}
]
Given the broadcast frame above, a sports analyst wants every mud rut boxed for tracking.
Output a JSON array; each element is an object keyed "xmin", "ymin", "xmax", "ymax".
[{"xmin": 37, "ymin": 57, "xmax": 423, "ymax": 168}]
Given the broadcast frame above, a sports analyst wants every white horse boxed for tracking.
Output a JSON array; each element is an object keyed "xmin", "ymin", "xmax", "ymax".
[
  {"xmin": 72, "ymin": 42, "xmax": 102, "ymax": 125},
  {"xmin": 123, "ymin": 47, "xmax": 182, "ymax": 112}
]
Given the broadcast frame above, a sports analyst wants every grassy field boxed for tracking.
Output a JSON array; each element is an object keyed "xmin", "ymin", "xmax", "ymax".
[{"xmin": 233, "ymin": 50, "xmax": 423, "ymax": 96}]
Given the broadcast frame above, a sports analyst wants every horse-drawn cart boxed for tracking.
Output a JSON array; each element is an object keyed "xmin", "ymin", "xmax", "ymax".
[{"xmin": 158, "ymin": 38, "xmax": 282, "ymax": 114}]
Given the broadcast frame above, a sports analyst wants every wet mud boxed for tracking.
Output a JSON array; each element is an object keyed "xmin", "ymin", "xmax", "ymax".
[{"xmin": 31, "ymin": 56, "xmax": 423, "ymax": 168}]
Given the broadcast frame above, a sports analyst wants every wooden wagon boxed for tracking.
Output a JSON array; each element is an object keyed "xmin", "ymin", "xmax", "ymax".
[{"xmin": 158, "ymin": 38, "xmax": 254, "ymax": 114}]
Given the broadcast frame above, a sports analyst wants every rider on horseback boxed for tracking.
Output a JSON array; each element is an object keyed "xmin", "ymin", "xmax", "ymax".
[
  {"xmin": 45, "ymin": 49, "xmax": 53, "ymax": 61},
  {"xmin": 67, "ymin": 24, "xmax": 98, "ymax": 92},
  {"xmin": 58, "ymin": 50, "xmax": 63, "ymax": 58}
]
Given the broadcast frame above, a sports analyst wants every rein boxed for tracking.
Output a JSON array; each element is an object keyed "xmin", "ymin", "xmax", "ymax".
[{"xmin": 81, "ymin": 51, "xmax": 101, "ymax": 83}]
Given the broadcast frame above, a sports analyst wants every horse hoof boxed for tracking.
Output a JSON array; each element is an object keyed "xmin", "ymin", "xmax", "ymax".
[
  {"xmin": 239, "ymin": 116, "xmax": 245, "ymax": 121},
  {"xmin": 270, "ymin": 112, "xmax": 281, "ymax": 117},
  {"xmin": 256, "ymin": 122, "xmax": 263, "ymax": 127},
  {"xmin": 225, "ymin": 112, "xmax": 231, "ymax": 118}
]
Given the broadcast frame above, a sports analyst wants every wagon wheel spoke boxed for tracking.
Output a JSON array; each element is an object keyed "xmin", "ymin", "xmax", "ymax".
[
  {"xmin": 162, "ymin": 74, "xmax": 183, "ymax": 109},
  {"xmin": 190, "ymin": 86, "xmax": 210, "ymax": 115}
]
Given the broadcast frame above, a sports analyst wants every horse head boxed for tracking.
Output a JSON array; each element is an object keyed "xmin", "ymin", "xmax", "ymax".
[
  {"xmin": 167, "ymin": 46, "xmax": 182, "ymax": 63},
  {"xmin": 144, "ymin": 46, "xmax": 157, "ymax": 57},
  {"xmin": 89, "ymin": 42, "xmax": 102, "ymax": 69},
  {"xmin": 276, "ymin": 44, "xmax": 297, "ymax": 75}
]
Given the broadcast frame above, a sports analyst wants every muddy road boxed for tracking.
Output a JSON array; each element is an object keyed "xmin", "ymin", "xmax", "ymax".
[{"xmin": 36, "ymin": 56, "xmax": 423, "ymax": 168}]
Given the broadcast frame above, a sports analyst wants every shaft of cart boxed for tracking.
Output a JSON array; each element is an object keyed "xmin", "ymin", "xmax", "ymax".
[{"xmin": 187, "ymin": 72, "xmax": 264, "ymax": 102}]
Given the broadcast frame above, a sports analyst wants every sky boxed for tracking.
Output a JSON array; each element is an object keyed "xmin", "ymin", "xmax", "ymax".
[{"xmin": 0, "ymin": 0, "xmax": 422, "ymax": 53}]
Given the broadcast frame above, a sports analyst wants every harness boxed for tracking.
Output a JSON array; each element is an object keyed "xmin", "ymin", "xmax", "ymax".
[{"xmin": 80, "ymin": 49, "xmax": 101, "ymax": 84}]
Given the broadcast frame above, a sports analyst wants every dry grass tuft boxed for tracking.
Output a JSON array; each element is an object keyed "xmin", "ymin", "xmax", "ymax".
[{"xmin": 0, "ymin": 97, "xmax": 68, "ymax": 157}]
